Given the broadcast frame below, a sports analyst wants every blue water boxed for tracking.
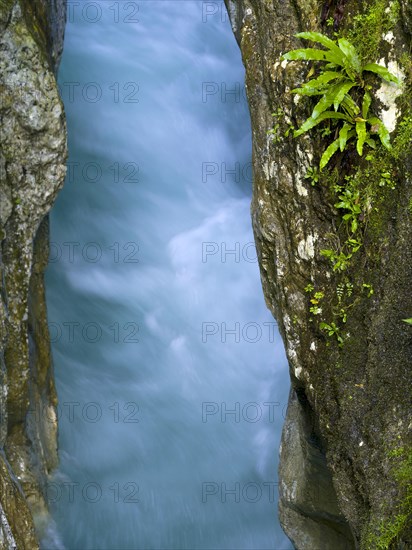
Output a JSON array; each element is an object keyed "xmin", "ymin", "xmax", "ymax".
[{"xmin": 43, "ymin": 2, "xmax": 292, "ymax": 549}]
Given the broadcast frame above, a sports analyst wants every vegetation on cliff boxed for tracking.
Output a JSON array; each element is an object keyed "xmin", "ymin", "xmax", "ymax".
[{"xmin": 225, "ymin": 0, "xmax": 412, "ymax": 547}]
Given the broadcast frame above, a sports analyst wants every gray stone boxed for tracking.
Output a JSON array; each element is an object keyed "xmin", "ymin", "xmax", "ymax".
[
  {"xmin": 279, "ymin": 389, "xmax": 354, "ymax": 549},
  {"xmin": 225, "ymin": 1, "xmax": 412, "ymax": 547},
  {"xmin": 0, "ymin": 0, "xmax": 67, "ymax": 545}
]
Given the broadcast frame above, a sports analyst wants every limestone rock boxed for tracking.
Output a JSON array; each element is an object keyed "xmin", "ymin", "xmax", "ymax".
[
  {"xmin": 0, "ymin": 451, "xmax": 37, "ymax": 549},
  {"xmin": 225, "ymin": 1, "xmax": 412, "ymax": 548},
  {"xmin": 0, "ymin": 0, "xmax": 67, "ymax": 545}
]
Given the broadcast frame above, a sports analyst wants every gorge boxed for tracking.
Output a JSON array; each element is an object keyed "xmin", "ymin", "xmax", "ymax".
[{"xmin": 0, "ymin": 0, "xmax": 411, "ymax": 549}]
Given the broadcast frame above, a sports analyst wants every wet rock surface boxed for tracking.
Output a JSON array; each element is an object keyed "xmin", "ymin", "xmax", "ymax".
[
  {"xmin": 225, "ymin": 1, "xmax": 412, "ymax": 548},
  {"xmin": 0, "ymin": 0, "xmax": 67, "ymax": 545}
]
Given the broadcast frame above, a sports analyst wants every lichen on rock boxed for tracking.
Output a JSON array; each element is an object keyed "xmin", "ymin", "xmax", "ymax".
[
  {"xmin": 0, "ymin": 0, "xmax": 67, "ymax": 545},
  {"xmin": 224, "ymin": 0, "xmax": 412, "ymax": 548}
]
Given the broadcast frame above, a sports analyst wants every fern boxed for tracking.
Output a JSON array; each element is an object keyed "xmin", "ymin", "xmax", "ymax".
[{"xmin": 281, "ymin": 33, "xmax": 401, "ymax": 168}]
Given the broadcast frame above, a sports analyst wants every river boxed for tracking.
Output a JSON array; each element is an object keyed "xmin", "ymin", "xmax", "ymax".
[{"xmin": 43, "ymin": 2, "xmax": 292, "ymax": 549}]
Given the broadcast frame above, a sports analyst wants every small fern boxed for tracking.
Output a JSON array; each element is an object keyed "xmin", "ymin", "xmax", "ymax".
[{"xmin": 281, "ymin": 32, "xmax": 400, "ymax": 169}]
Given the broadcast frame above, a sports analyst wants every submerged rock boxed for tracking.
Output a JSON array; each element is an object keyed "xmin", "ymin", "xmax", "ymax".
[
  {"xmin": 0, "ymin": 0, "xmax": 67, "ymax": 545},
  {"xmin": 225, "ymin": 1, "xmax": 412, "ymax": 548}
]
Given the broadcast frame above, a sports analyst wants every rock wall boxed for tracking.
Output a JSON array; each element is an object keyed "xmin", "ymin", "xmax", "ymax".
[
  {"xmin": 225, "ymin": 1, "xmax": 411, "ymax": 548},
  {"xmin": 0, "ymin": 0, "xmax": 67, "ymax": 546}
]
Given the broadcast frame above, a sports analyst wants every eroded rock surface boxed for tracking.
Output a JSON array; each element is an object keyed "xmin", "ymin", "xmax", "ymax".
[
  {"xmin": 0, "ymin": 0, "xmax": 67, "ymax": 545},
  {"xmin": 225, "ymin": 1, "xmax": 412, "ymax": 548}
]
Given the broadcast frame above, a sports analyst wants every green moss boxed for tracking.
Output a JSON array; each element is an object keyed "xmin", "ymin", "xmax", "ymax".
[
  {"xmin": 0, "ymin": 0, "xmax": 13, "ymax": 11},
  {"xmin": 366, "ymin": 113, "xmax": 412, "ymax": 235},
  {"xmin": 392, "ymin": 115, "xmax": 412, "ymax": 162},
  {"xmin": 367, "ymin": 514, "xmax": 409, "ymax": 550},
  {"xmin": 295, "ymin": 4, "xmax": 410, "ymax": 346},
  {"xmin": 1, "ymin": 0, "xmax": 52, "ymax": 69},
  {"xmin": 348, "ymin": 0, "xmax": 400, "ymax": 63},
  {"xmin": 364, "ymin": 446, "xmax": 412, "ymax": 549},
  {"xmin": 303, "ymin": 109, "xmax": 411, "ymax": 345}
]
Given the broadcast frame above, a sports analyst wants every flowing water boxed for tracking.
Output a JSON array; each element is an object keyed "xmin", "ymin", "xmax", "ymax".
[{"xmin": 43, "ymin": 2, "xmax": 292, "ymax": 549}]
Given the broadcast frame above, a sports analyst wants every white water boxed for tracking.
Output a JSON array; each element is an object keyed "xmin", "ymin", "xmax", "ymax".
[{"xmin": 43, "ymin": 2, "xmax": 292, "ymax": 549}]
